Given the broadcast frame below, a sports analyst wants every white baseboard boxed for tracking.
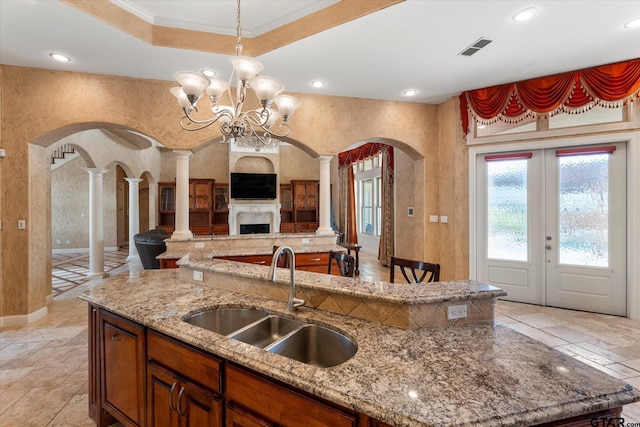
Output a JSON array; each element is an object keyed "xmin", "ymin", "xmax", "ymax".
[{"xmin": 0, "ymin": 306, "xmax": 48, "ymax": 327}]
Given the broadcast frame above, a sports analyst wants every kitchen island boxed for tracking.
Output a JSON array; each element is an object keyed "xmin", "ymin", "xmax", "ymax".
[{"xmin": 80, "ymin": 260, "xmax": 640, "ymax": 427}]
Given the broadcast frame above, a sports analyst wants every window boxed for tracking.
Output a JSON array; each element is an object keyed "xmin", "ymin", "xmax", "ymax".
[{"xmin": 355, "ymin": 153, "xmax": 382, "ymax": 236}]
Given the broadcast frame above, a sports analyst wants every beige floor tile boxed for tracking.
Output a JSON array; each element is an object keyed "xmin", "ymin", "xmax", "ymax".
[
  {"xmin": 539, "ymin": 325, "xmax": 598, "ymax": 343},
  {"xmin": 621, "ymin": 359, "xmax": 640, "ymax": 371},
  {"xmin": 505, "ymin": 322, "xmax": 570, "ymax": 347}
]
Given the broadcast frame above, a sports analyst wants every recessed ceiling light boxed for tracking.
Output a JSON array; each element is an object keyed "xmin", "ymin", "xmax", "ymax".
[
  {"xmin": 201, "ymin": 69, "xmax": 216, "ymax": 77},
  {"xmin": 311, "ymin": 80, "xmax": 325, "ymax": 88},
  {"xmin": 49, "ymin": 53, "xmax": 71, "ymax": 63},
  {"xmin": 624, "ymin": 17, "xmax": 640, "ymax": 29},
  {"xmin": 513, "ymin": 7, "xmax": 537, "ymax": 22},
  {"xmin": 403, "ymin": 89, "xmax": 418, "ymax": 97}
]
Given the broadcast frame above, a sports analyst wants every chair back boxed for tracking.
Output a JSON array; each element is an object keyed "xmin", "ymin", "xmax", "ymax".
[
  {"xmin": 328, "ymin": 251, "xmax": 356, "ymax": 277},
  {"xmin": 390, "ymin": 256, "xmax": 440, "ymax": 283}
]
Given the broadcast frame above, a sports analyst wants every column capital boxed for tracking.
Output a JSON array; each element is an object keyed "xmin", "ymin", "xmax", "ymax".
[
  {"xmin": 173, "ymin": 150, "xmax": 193, "ymax": 158},
  {"xmin": 83, "ymin": 168, "xmax": 109, "ymax": 176},
  {"xmin": 318, "ymin": 155, "xmax": 333, "ymax": 163},
  {"xmin": 124, "ymin": 178, "xmax": 144, "ymax": 184}
]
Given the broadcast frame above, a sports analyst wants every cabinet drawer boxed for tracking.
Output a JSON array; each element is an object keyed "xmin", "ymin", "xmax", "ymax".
[
  {"xmin": 295, "ymin": 252, "xmax": 329, "ymax": 267},
  {"xmin": 148, "ymin": 331, "xmax": 222, "ymax": 394},
  {"xmin": 226, "ymin": 364, "xmax": 357, "ymax": 427}
]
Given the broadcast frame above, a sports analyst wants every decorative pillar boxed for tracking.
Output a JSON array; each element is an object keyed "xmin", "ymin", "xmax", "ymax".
[
  {"xmin": 316, "ymin": 155, "xmax": 334, "ymax": 235},
  {"xmin": 84, "ymin": 168, "xmax": 109, "ymax": 277},
  {"xmin": 125, "ymin": 178, "xmax": 143, "ymax": 261},
  {"xmin": 172, "ymin": 150, "xmax": 193, "ymax": 240}
]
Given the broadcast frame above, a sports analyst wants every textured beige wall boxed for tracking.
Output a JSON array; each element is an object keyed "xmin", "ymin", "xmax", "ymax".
[
  {"xmin": 437, "ymin": 97, "xmax": 469, "ymax": 281},
  {"xmin": 0, "ymin": 65, "xmax": 441, "ymax": 319},
  {"xmin": 394, "ymin": 149, "xmax": 425, "ymax": 260},
  {"xmin": 278, "ymin": 144, "xmax": 320, "ymax": 183}
]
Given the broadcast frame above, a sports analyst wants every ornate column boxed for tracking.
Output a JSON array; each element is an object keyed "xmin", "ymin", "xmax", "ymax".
[
  {"xmin": 316, "ymin": 155, "xmax": 334, "ymax": 235},
  {"xmin": 172, "ymin": 150, "xmax": 193, "ymax": 240},
  {"xmin": 84, "ymin": 168, "xmax": 109, "ymax": 277},
  {"xmin": 125, "ymin": 178, "xmax": 143, "ymax": 261}
]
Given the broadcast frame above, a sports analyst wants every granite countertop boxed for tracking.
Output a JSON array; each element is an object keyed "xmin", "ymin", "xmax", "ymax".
[
  {"xmin": 79, "ymin": 269, "xmax": 640, "ymax": 427},
  {"xmin": 180, "ymin": 252, "xmax": 507, "ymax": 305}
]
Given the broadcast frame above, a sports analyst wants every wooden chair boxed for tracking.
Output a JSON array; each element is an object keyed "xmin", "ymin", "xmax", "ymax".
[
  {"xmin": 389, "ymin": 256, "xmax": 440, "ymax": 283},
  {"xmin": 328, "ymin": 251, "xmax": 356, "ymax": 277}
]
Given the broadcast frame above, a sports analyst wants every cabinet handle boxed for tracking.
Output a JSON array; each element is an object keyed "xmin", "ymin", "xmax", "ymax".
[
  {"xmin": 169, "ymin": 382, "xmax": 178, "ymax": 411},
  {"xmin": 252, "ymin": 261, "xmax": 266, "ymax": 265},
  {"xmin": 111, "ymin": 334, "xmax": 125, "ymax": 342},
  {"xmin": 177, "ymin": 386, "xmax": 186, "ymax": 417}
]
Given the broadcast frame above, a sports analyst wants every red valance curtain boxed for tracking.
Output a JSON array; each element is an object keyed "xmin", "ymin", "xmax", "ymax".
[
  {"xmin": 338, "ymin": 142, "xmax": 386, "ymax": 166},
  {"xmin": 459, "ymin": 58, "xmax": 640, "ymax": 135}
]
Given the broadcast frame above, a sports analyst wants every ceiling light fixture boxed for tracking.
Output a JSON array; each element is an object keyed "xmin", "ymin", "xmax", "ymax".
[
  {"xmin": 201, "ymin": 69, "xmax": 216, "ymax": 77},
  {"xmin": 49, "ymin": 53, "xmax": 71, "ymax": 62},
  {"xmin": 513, "ymin": 7, "xmax": 537, "ymax": 22},
  {"xmin": 311, "ymin": 80, "xmax": 325, "ymax": 88},
  {"xmin": 171, "ymin": 0, "xmax": 301, "ymax": 147},
  {"xmin": 624, "ymin": 17, "xmax": 640, "ymax": 29},
  {"xmin": 403, "ymin": 89, "xmax": 419, "ymax": 97}
]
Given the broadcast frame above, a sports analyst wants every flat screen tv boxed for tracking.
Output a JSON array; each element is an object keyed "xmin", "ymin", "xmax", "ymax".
[{"xmin": 230, "ymin": 173, "xmax": 277, "ymax": 200}]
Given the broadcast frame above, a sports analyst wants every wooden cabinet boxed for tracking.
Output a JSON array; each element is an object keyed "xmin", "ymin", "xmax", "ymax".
[
  {"xmin": 214, "ymin": 252, "xmax": 337, "ymax": 274},
  {"xmin": 279, "ymin": 184, "xmax": 295, "ymax": 233},
  {"xmin": 88, "ymin": 305, "xmax": 116, "ymax": 426},
  {"xmin": 212, "ymin": 183, "xmax": 229, "ymax": 235},
  {"xmin": 99, "ymin": 309, "xmax": 146, "ymax": 427},
  {"xmin": 147, "ymin": 331, "xmax": 223, "ymax": 427},
  {"xmin": 291, "ymin": 180, "xmax": 319, "ymax": 232},
  {"xmin": 226, "ymin": 364, "xmax": 357, "ymax": 427},
  {"xmin": 158, "ymin": 179, "xmax": 216, "ymax": 235}
]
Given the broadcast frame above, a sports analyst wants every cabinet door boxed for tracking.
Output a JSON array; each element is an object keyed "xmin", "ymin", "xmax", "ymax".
[
  {"xmin": 101, "ymin": 310, "xmax": 146, "ymax": 427},
  {"xmin": 180, "ymin": 380, "xmax": 222, "ymax": 427},
  {"xmin": 148, "ymin": 363, "xmax": 180, "ymax": 427},
  {"xmin": 191, "ymin": 180, "xmax": 212, "ymax": 211},
  {"xmin": 304, "ymin": 183, "xmax": 318, "ymax": 209},
  {"xmin": 88, "ymin": 305, "xmax": 116, "ymax": 427},
  {"xmin": 226, "ymin": 403, "xmax": 274, "ymax": 427}
]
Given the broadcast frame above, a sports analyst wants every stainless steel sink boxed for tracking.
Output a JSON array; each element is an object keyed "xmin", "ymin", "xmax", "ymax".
[
  {"xmin": 266, "ymin": 324, "xmax": 358, "ymax": 368},
  {"xmin": 183, "ymin": 308, "xmax": 357, "ymax": 367},
  {"xmin": 230, "ymin": 315, "xmax": 303, "ymax": 348},
  {"xmin": 183, "ymin": 308, "xmax": 269, "ymax": 336}
]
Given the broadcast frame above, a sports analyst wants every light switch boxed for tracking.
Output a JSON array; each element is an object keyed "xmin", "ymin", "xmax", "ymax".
[
  {"xmin": 408, "ymin": 207, "xmax": 414, "ymax": 217},
  {"xmin": 429, "ymin": 215, "xmax": 439, "ymax": 223},
  {"xmin": 440, "ymin": 216, "xmax": 448, "ymax": 224}
]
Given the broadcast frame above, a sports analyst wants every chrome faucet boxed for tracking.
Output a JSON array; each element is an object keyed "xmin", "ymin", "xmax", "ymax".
[{"xmin": 269, "ymin": 246, "xmax": 305, "ymax": 312}]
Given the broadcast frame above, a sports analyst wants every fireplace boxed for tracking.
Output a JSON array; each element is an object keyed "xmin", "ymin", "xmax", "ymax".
[
  {"xmin": 240, "ymin": 223, "xmax": 270, "ymax": 234},
  {"xmin": 228, "ymin": 203, "xmax": 281, "ymax": 235}
]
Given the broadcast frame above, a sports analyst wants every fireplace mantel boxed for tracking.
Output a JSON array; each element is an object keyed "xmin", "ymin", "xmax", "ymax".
[{"xmin": 228, "ymin": 203, "xmax": 281, "ymax": 235}]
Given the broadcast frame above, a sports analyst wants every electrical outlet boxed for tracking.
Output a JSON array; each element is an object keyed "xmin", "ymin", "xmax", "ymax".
[
  {"xmin": 56, "ymin": 239, "xmax": 61, "ymax": 244},
  {"xmin": 18, "ymin": 220, "xmax": 26, "ymax": 229},
  {"xmin": 440, "ymin": 215, "xmax": 448, "ymax": 224},
  {"xmin": 195, "ymin": 242, "xmax": 205, "ymax": 249},
  {"xmin": 447, "ymin": 304, "xmax": 467, "ymax": 320},
  {"xmin": 429, "ymin": 215, "xmax": 439, "ymax": 223},
  {"xmin": 301, "ymin": 238, "xmax": 310, "ymax": 244},
  {"xmin": 193, "ymin": 271, "xmax": 203, "ymax": 282}
]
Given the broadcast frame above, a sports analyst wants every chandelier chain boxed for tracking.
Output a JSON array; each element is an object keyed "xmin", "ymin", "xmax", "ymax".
[{"xmin": 236, "ymin": 0, "xmax": 242, "ymax": 52}]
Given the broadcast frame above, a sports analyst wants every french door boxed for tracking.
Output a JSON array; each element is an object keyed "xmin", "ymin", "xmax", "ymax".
[{"xmin": 476, "ymin": 143, "xmax": 627, "ymax": 315}]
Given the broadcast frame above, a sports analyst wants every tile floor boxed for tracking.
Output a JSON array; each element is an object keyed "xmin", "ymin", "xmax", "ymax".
[{"xmin": 1, "ymin": 250, "xmax": 639, "ymax": 426}]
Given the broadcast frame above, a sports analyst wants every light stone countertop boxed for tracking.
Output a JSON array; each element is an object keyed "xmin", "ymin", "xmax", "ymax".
[
  {"xmin": 79, "ymin": 269, "xmax": 640, "ymax": 427},
  {"xmin": 179, "ymin": 252, "xmax": 507, "ymax": 305}
]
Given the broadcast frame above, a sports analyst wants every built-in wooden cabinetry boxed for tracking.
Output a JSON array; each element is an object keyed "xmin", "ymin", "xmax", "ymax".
[
  {"xmin": 279, "ymin": 184, "xmax": 295, "ymax": 233},
  {"xmin": 212, "ymin": 183, "xmax": 229, "ymax": 235},
  {"xmin": 158, "ymin": 180, "xmax": 230, "ymax": 235},
  {"xmin": 291, "ymin": 180, "xmax": 319, "ymax": 232}
]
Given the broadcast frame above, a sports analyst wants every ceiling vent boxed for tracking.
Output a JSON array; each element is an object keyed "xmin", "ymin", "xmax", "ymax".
[{"xmin": 458, "ymin": 37, "xmax": 493, "ymax": 56}]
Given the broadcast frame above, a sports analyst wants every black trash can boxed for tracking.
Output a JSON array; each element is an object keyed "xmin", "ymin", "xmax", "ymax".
[{"xmin": 134, "ymin": 228, "xmax": 170, "ymax": 269}]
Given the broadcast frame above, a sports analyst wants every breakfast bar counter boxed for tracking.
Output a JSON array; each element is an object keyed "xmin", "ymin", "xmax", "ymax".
[{"xmin": 80, "ymin": 262, "xmax": 639, "ymax": 427}]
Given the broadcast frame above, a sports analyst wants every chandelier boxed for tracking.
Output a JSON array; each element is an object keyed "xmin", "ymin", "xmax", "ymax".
[{"xmin": 170, "ymin": 0, "xmax": 301, "ymax": 146}]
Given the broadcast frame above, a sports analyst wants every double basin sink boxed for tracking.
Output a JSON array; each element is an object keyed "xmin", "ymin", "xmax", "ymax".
[{"xmin": 183, "ymin": 308, "xmax": 357, "ymax": 368}]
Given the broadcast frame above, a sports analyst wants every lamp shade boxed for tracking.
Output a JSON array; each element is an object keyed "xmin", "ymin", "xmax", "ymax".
[
  {"xmin": 263, "ymin": 108, "xmax": 282, "ymax": 129},
  {"xmin": 170, "ymin": 87, "xmax": 192, "ymax": 109},
  {"xmin": 230, "ymin": 56, "xmax": 264, "ymax": 81},
  {"xmin": 274, "ymin": 94, "xmax": 302, "ymax": 120},
  {"xmin": 174, "ymin": 71, "xmax": 210, "ymax": 97},
  {"xmin": 205, "ymin": 77, "xmax": 230, "ymax": 100},
  {"xmin": 249, "ymin": 76, "xmax": 284, "ymax": 103}
]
